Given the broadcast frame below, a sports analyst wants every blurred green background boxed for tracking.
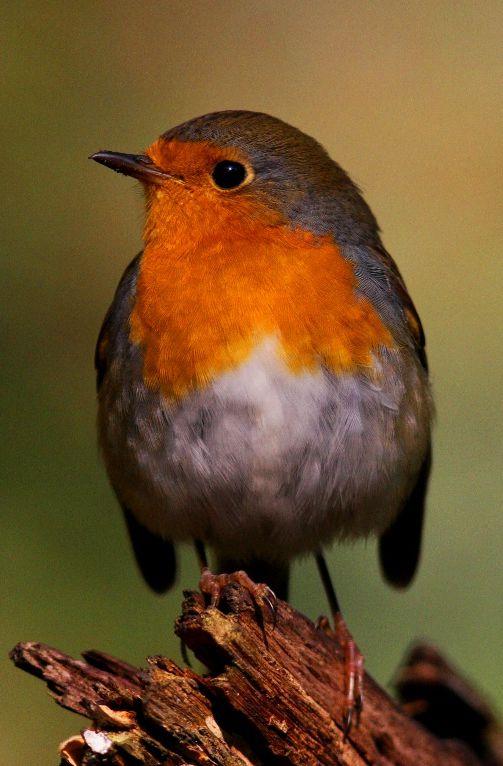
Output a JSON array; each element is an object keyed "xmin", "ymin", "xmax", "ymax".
[{"xmin": 2, "ymin": 2, "xmax": 502, "ymax": 763}]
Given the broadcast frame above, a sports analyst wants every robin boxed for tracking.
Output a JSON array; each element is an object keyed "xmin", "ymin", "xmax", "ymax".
[{"xmin": 91, "ymin": 110, "xmax": 432, "ymax": 732}]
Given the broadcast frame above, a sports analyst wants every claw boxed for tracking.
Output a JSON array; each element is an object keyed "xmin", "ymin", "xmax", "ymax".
[
  {"xmin": 199, "ymin": 567, "xmax": 223, "ymax": 608},
  {"xmin": 354, "ymin": 654, "xmax": 364, "ymax": 727},
  {"xmin": 264, "ymin": 584, "xmax": 277, "ymax": 607},
  {"xmin": 261, "ymin": 594, "xmax": 277, "ymax": 627},
  {"xmin": 342, "ymin": 708, "xmax": 353, "ymax": 741},
  {"xmin": 198, "ymin": 568, "xmax": 278, "ymax": 629},
  {"xmin": 315, "ymin": 615, "xmax": 332, "ymax": 635},
  {"xmin": 260, "ymin": 585, "xmax": 278, "ymax": 626},
  {"xmin": 354, "ymin": 701, "xmax": 362, "ymax": 729}
]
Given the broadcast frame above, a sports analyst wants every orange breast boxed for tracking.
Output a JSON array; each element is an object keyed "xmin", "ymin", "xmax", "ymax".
[{"xmin": 130, "ymin": 192, "xmax": 393, "ymax": 399}]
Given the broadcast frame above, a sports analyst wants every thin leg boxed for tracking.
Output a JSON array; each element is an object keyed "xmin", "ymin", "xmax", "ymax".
[
  {"xmin": 194, "ymin": 539, "xmax": 208, "ymax": 570},
  {"xmin": 315, "ymin": 551, "xmax": 364, "ymax": 738},
  {"xmin": 180, "ymin": 540, "xmax": 208, "ymax": 668},
  {"xmin": 181, "ymin": 540, "xmax": 210, "ymax": 667},
  {"xmin": 315, "ymin": 552, "xmax": 341, "ymax": 615}
]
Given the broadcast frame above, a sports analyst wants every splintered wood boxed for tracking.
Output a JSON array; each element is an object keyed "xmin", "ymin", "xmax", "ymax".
[{"xmin": 10, "ymin": 584, "xmax": 501, "ymax": 765}]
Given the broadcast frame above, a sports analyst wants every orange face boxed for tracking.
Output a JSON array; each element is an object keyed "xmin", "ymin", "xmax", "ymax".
[{"xmin": 129, "ymin": 138, "xmax": 393, "ymax": 399}]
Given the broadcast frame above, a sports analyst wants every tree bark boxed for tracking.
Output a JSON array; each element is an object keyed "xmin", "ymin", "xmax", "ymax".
[{"xmin": 10, "ymin": 584, "xmax": 502, "ymax": 766}]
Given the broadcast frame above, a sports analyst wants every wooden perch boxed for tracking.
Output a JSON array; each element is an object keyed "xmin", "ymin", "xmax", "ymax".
[{"xmin": 10, "ymin": 584, "xmax": 502, "ymax": 766}]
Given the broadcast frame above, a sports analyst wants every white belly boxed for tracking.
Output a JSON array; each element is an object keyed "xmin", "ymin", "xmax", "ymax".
[{"xmin": 98, "ymin": 337, "xmax": 430, "ymax": 561}]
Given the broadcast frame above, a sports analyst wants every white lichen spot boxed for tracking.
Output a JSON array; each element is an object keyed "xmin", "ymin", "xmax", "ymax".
[{"xmin": 82, "ymin": 729, "xmax": 113, "ymax": 755}]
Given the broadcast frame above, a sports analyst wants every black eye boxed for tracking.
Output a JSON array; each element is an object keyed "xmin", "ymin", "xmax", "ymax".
[{"xmin": 212, "ymin": 160, "xmax": 247, "ymax": 189}]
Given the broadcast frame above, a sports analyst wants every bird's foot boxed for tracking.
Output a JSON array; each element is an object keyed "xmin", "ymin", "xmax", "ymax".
[
  {"xmin": 199, "ymin": 567, "xmax": 277, "ymax": 625},
  {"xmin": 317, "ymin": 613, "xmax": 364, "ymax": 738},
  {"xmin": 315, "ymin": 614, "xmax": 335, "ymax": 637}
]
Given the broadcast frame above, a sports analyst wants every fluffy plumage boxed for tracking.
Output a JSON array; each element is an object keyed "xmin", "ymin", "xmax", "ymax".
[{"xmin": 94, "ymin": 110, "xmax": 433, "ymax": 594}]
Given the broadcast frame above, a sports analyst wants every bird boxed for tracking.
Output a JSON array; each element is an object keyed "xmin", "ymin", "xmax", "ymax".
[{"xmin": 90, "ymin": 110, "xmax": 433, "ymax": 732}]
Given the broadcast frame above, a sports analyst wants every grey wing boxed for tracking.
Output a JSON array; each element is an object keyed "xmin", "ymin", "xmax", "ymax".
[
  {"xmin": 95, "ymin": 253, "xmax": 142, "ymax": 390},
  {"xmin": 368, "ymin": 245, "xmax": 431, "ymax": 588},
  {"xmin": 95, "ymin": 253, "xmax": 177, "ymax": 593}
]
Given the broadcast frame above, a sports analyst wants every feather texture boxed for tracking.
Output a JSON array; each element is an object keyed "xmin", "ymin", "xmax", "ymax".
[{"xmin": 94, "ymin": 111, "xmax": 433, "ymax": 593}]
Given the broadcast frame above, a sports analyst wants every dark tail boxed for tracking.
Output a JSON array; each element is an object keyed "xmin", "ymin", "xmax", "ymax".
[
  {"xmin": 379, "ymin": 447, "xmax": 431, "ymax": 588},
  {"xmin": 216, "ymin": 555, "xmax": 290, "ymax": 601},
  {"xmin": 123, "ymin": 507, "xmax": 177, "ymax": 594}
]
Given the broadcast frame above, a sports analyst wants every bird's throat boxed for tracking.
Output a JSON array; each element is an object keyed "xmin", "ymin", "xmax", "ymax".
[{"xmin": 130, "ymin": 212, "xmax": 393, "ymax": 399}]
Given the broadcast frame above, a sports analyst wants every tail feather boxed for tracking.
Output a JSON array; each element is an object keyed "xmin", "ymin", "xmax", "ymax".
[
  {"xmin": 379, "ymin": 447, "xmax": 431, "ymax": 588},
  {"xmin": 123, "ymin": 507, "xmax": 177, "ymax": 594}
]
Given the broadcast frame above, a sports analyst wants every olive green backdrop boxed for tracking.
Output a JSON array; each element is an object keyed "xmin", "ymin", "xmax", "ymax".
[{"xmin": 2, "ymin": 2, "xmax": 502, "ymax": 763}]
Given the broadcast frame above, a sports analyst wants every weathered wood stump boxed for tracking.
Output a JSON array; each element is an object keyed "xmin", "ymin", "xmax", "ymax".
[{"xmin": 10, "ymin": 584, "xmax": 503, "ymax": 765}]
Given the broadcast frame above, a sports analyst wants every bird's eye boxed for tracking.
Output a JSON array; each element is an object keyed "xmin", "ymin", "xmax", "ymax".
[{"xmin": 212, "ymin": 160, "xmax": 248, "ymax": 190}]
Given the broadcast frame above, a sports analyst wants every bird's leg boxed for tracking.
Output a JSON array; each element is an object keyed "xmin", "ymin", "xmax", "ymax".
[
  {"xmin": 180, "ymin": 540, "xmax": 210, "ymax": 666},
  {"xmin": 315, "ymin": 551, "xmax": 364, "ymax": 738},
  {"xmin": 195, "ymin": 541, "xmax": 277, "ymax": 623},
  {"xmin": 194, "ymin": 538, "xmax": 209, "ymax": 569}
]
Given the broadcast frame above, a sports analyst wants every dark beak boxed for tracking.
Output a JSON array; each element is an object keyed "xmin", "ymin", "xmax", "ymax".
[{"xmin": 89, "ymin": 151, "xmax": 175, "ymax": 184}]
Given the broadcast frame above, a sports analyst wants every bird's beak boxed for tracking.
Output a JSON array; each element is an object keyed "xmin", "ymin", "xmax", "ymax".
[{"xmin": 89, "ymin": 151, "xmax": 176, "ymax": 185}]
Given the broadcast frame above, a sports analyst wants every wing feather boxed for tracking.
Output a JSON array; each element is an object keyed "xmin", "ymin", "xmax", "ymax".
[
  {"xmin": 96, "ymin": 253, "xmax": 177, "ymax": 593},
  {"xmin": 363, "ymin": 246, "xmax": 431, "ymax": 586}
]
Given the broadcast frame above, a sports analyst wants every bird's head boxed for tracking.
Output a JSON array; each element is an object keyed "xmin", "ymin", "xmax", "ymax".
[{"xmin": 90, "ymin": 110, "xmax": 378, "ymax": 249}]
